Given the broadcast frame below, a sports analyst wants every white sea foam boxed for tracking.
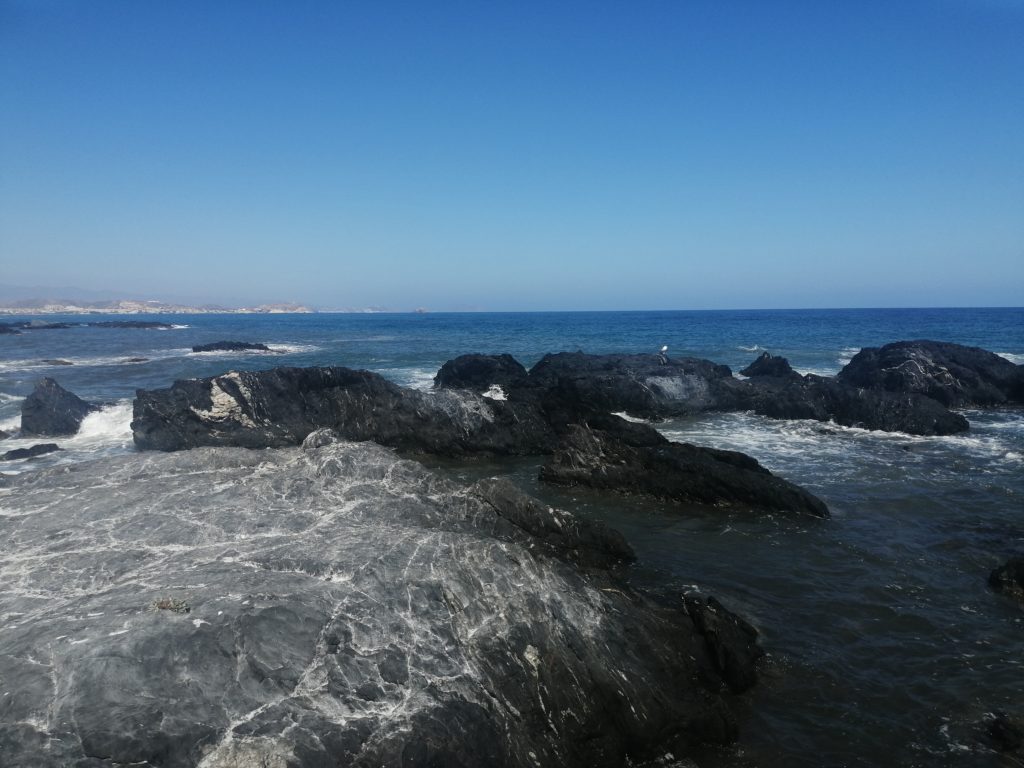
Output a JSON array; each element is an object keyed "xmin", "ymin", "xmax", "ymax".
[
  {"xmin": 996, "ymin": 351, "xmax": 1024, "ymax": 364},
  {"xmin": 482, "ymin": 385, "xmax": 507, "ymax": 401},
  {"xmin": 611, "ymin": 411, "xmax": 652, "ymax": 424},
  {"xmin": 381, "ymin": 367, "xmax": 438, "ymax": 391},
  {"xmin": 837, "ymin": 346, "xmax": 861, "ymax": 366},
  {"xmin": 0, "ymin": 400, "xmax": 134, "ymax": 471},
  {"xmin": 738, "ymin": 345, "xmax": 762, "ymax": 352}
]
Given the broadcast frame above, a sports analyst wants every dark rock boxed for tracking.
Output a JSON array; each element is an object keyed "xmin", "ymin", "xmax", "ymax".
[
  {"xmin": 526, "ymin": 352, "xmax": 748, "ymax": 419},
  {"xmin": 191, "ymin": 340, "xmax": 275, "ymax": 353},
  {"xmin": 540, "ymin": 422, "xmax": 829, "ymax": 517},
  {"xmin": 23, "ymin": 320, "xmax": 77, "ymax": 329},
  {"xmin": 0, "ymin": 438, "xmax": 757, "ymax": 767},
  {"xmin": 0, "ymin": 323, "xmax": 21, "ymax": 335},
  {"xmin": 40, "ymin": 359, "xmax": 73, "ymax": 366},
  {"xmin": 1, "ymin": 443, "xmax": 62, "ymax": 461},
  {"xmin": 124, "ymin": 357, "xmax": 148, "ymax": 363},
  {"xmin": 20, "ymin": 378, "xmax": 98, "ymax": 437},
  {"xmin": 838, "ymin": 340, "xmax": 1024, "ymax": 407},
  {"xmin": 519, "ymin": 351, "xmax": 967, "ymax": 436},
  {"xmin": 434, "ymin": 353, "xmax": 530, "ymax": 393},
  {"xmin": 88, "ymin": 321, "xmax": 174, "ymax": 329},
  {"xmin": 740, "ymin": 351, "xmax": 801, "ymax": 380},
  {"xmin": 684, "ymin": 594, "xmax": 765, "ymax": 693},
  {"xmin": 988, "ymin": 556, "xmax": 1024, "ymax": 601},
  {"xmin": 0, "ymin": 429, "xmax": 9, "ymax": 440},
  {"xmin": 987, "ymin": 711, "xmax": 1024, "ymax": 752},
  {"xmin": 468, "ymin": 476, "xmax": 635, "ymax": 568},
  {"xmin": 746, "ymin": 375, "xmax": 969, "ymax": 436},
  {"xmin": 132, "ymin": 366, "xmax": 559, "ymax": 456}
]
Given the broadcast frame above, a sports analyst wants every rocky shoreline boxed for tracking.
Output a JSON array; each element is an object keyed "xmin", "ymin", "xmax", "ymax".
[{"xmin": 2, "ymin": 339, "xmax": 1022, "ymax": 765}]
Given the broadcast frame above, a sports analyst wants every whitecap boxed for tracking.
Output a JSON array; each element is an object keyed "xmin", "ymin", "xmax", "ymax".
[{"xmin": 738, "ymin": 345, "xmax": 761, "ymax": 352}]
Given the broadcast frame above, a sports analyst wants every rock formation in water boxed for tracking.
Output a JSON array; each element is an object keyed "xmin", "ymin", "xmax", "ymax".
[
  {"xmin": 987, "ymin": 712, "xmax": 1024, "ymax": 752},
  {"xmin": 88, "ymin": 320, "xmax": 174, "ymax": 329},
  {"xmin": 435, "ymin": 350, "xmax": 971, "ymax": 436},
  {"xmin": 434, "ymin": 353, "xmax": 531, "ymax": 392},
  {"xmin": 20, "ymin": 377, "xmax": 98, "ymax": 437},
  {"xmin": 191, "ymin": 340, "xmax": 276, "ymax": 353},
  {"xmin": 0, "ymin": 323, "xmax": 21, "ymax": 335},
  {"xmin": 0, "ymin": 433, "xmax": 758, "ymax": 767},
  {"xmin": 988, "ymin": 557, "xmax": 1024, "ymax": 601},
  {"xmin": 743, "ymin": 374, "xmax": 969, "ymax": 436},
  {"xmin": 739, "ymin": 351, "xmax": 801, "ymax": 380},
  {"xmin": 1, "ymin": 442, "xmax": 62, "ymax": 461},
  {"xmin": 541, "ymin": 423, "xmax": 830, "ymax": 517},
  {"xmin": 838, "ymin": 340, "xmax": 1024, "ymax": 407},
  {"xmin": 133, "ymin": 366, "xmax": 558, "ymax": 456}
]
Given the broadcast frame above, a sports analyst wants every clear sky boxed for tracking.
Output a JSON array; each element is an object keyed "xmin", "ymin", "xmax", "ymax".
[{"xmin": 1, "ymin": 0, "xmax": 1022, "ymax": 310}]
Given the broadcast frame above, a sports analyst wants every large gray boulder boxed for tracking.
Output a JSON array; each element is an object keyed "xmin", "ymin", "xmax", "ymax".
[
  {"xmin": 0, "ymin": 435, "xmax": 755, "ymax": 767},
  {"xmin": 20, "ymin": 377, "xmax": 98, "ymax": 436}
]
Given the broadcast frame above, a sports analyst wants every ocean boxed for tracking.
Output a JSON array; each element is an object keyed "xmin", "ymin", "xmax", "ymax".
[{"xmin": 1, "ymin": 307, "xmax": 1022, "ymax": 766}]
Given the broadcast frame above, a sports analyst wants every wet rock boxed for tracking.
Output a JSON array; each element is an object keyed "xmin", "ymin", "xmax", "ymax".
[
  {"xmin": 191, "ymin": 340, "xmax": 275, "ymax": 353},
  {"xmin": 1, "ymin": 443, "xmax": 62, "ymax": 461},
  {"xmin": 540, "ymin": 422, "xmax": 829, "ymax": 517},
  {"xmin": 434, "ymin": 353, "xmax": 531, "ymax": 393},
  {"xmin": 988, "ymin": 556, "xmax": 1024, "ymax": 601},
  {"xmin": 987, "ymin": 711, "xmax": 1024, "ymax": 752},
  {"xmin": 519, "ymin": 352, "xmax": 967, "ymax": 436},
  {"xmin": 40, "ymin": 359, "xmax": 73, "ymax": 366},
  {"xmin": 0, "ymin": 429, "xmax": 9, "ymax": 440},
  {"xmin": 132, "ymin": 366, "xmax": 558, "ymax": 456},
  {"xmin": 124, "ymin": 357, "xmax": 148, "ymax": 363},
  {"xmin": 0, "ymin": 439, "xmax": 756, "ymax": 767},
  {"xmin": 746, "ymin": 375, "xmax": 969, "ymax": 436},
  {"xmin": 0, "ymin": 323, "xmax": 21, "ymax": 335},
  {"xmin": 20, "ymin": 378, "xmax": 98, "ymax": 437},
  {"xmin": 740, "ymin": 351, "xmax": 801, "ymax": 380},
  {"xmin": 684, "ymin": 594, "xmax": 765, "ymax": 693},
  {"xmin": 526, "ymin": 352, "xmax": 748, "ymax": 419},
  {"xmin": 838, "ymin": 340, "xmax": 1024, "ymax": 407}
]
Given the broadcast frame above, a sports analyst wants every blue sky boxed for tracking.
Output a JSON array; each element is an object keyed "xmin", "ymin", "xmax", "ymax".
[{"xmin": 1, "ymin": 1, "xmax": 1022, "ymax": 310}]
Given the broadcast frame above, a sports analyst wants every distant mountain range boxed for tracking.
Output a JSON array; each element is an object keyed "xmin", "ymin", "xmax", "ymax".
[{"xmin": 0, "ymin": 286, "xmax": 314, "ymax": 314}]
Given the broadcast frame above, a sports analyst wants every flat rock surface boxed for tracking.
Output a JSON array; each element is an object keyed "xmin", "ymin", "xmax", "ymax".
[{"xmin": 0, "ymin": 434, "xmax": 745, "ymax": 767}]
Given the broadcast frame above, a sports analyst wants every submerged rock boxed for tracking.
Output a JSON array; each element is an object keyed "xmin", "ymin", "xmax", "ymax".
[
  {"xmin": 540, "ymin": 422, "xmax": 829, "ymax": 517},
  {"xmin": 39, "ymin": 359, "xmax": 73, "ymax": 366},
  {"xmin": 987, "ymin": 712, "xmax": 1024, "ymax": 752},
  {"xmin": 988, "ymin": 557, "xmax": 1024, "ymax": 601},
  {"xmin": 132, "ymin": 366, "xmax": 558, "ymax": 456},
  {"xmin": 88, "ymin": 320, "xmax": 174, "ymax": 329},
  {"xmin": 838, "ymin": 340, "xmax": 1024, "ymax": 407},
  {"xmin": 0, "ymin": 323, "xmax": 21, "ymax": 335},
  {"xmin": 191, "ymin": 340, "xmax": 275, "ymax": 353},
  {"xmin": 1, "ymin": 443, "xmax": 62, "ymax": 461},
  {"xmin": 20, "ymin": 378, "xmax": 98, "ymax": 437},
  {"xmin": 0, "ymin": 436, "xmax": 755, "ymax": 767}
]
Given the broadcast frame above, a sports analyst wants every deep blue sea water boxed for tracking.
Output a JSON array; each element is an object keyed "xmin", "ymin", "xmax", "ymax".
[{"xmin": 2, "ymin": 308, "xmax": 1023, "ymax": 766}]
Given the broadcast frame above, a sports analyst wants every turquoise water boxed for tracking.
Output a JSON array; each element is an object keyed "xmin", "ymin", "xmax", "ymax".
[{"xmin": 1, "ymin": 307, "xmax": 1023, "ymax": 766}]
